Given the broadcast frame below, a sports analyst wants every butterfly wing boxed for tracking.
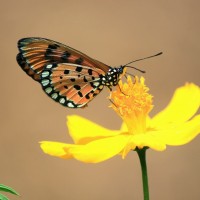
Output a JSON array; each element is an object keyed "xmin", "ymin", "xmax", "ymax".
[
  {"xmin": 40, "ymin": 63, "xmax": 104, "ymax": 108},
  {"xmin": 17, "ymin": 37, "xmax": 110, "ymax": 81}
]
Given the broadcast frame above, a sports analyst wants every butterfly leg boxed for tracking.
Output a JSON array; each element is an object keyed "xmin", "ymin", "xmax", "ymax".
[
  {"xmin": 116, "ymin": 84, "xmax": 128, "ymax": 96},
  {"xmin": 125, "ymin": 74, "xmax": 137, "ymax": 84},
  {"xmin": 107, "ymin": 86, "xmax": 112, "ymax": 91},
  {"xmin": 109, "ymin": 98, "xmax": 118, "ymax": 108}
]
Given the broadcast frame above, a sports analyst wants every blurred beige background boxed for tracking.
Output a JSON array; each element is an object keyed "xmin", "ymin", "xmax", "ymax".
[{"xmin": 0, "ymin": 0, "xmax": 200, "ymax": 199}]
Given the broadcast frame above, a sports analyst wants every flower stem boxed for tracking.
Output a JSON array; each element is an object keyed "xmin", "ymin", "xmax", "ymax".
[{"xmin": 136, "ymin": 147, "xmax": 149, "ymax": 200}]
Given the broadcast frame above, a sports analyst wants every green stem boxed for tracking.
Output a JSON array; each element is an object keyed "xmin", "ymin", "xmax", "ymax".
[{"xmin": 136, "ymin": 147, "xmax": 149, "ymax": 200}]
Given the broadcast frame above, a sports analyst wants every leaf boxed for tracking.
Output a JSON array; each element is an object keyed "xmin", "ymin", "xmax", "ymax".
[
  {"xmin": 0, "ymin": 193, "xmax": 8, "ymax": 200},
  {"xmin": 0, "ymin": 184, "xmax": 19, "ymax": 195}
]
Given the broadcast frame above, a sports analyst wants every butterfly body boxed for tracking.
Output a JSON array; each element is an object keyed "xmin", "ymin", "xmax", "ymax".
[{"xmin": 17, "ymin": 37, "xmax": 125, "ymax": 108}]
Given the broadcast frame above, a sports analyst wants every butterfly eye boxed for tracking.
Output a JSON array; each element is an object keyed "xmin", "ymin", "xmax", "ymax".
[{"xmin": 119, "ymin": 66, "xmax": 124, "ymax": 74}]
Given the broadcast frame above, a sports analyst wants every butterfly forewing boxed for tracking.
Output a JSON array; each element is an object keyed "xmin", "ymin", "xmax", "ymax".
[
  {"xmin": 17, "ymin": 37, "xmax": 109, "ymax": 81},
  {"xmin": 40, "ymin": 63, "xmax": 104, "ymax": 108}
]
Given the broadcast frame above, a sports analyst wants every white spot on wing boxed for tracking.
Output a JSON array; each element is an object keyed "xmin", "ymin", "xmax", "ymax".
[
  {"xmin": 46, "ymin": 64, "xmax": 53, "ymax": 69},
  {"xmin": 67, "ymin": 102, "xmax": 75, "ymax": 108},
  {"xmin": 41, "ymin": 79, "xmax": 50, "ymax": 86},
  {"xmin": 45, "ymin": 87, "xmax": 52, "ymax": 94},
  {"xmin": 93, "ymin": 82, "xmax": 100, "ymax": 87},
  {"xmin": 51, "ymin": 93, "xmax": 58, "ymax": 99},
  {"xmin": 59, "ymin": 98, "xmax": 65, "ymax": 104},
  {"xmin": 42, "ymin": 71, "xmax": 50, "ymax": 78}
]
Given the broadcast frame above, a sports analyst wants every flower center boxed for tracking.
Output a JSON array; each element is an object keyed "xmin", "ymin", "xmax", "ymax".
[{"xmin": 110, "ymin": 76, "xmax": 153, "ymax": 134}]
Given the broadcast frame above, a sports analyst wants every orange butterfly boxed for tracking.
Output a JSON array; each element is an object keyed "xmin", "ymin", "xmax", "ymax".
[{"xmin": 17, "ymin": 37, "xmax": 161, "ymax": 108}]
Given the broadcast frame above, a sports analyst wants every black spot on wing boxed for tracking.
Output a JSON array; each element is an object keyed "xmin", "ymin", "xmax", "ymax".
[
  {"xmin": 76, "ymin": 66, "xmax": 82, "ymax": 72},
  {"xmin": 83, "ymin": 76, "xmax": 88, "ymax": 82},
  {"xmin": 61, "ymin": 51, "xmax": 71, "ymax": 61},
  {"xmin": 88, "ymin": 69, "xmax": 93, "ymax": 75},
  {"xmin": 85, "ymin": 93, "xmax": 90, "ymax": 99},
  {"xmin": 93, "ymin": 93, "xmax": 98, "ymax": 97},
  {"xmin": 74, "ymin": 85, "xmax": 81, "ymax": 90},
  {"xmin": 70, "ymin": 78, "xmax": 75, "ymax": 82},
  {"xmin": 51, "ymin": 63, "xmax": 58, "ymax": 68},
  {"xmin": 48, "ymin": 44, "xmax": 60, "ymax": 49},
  {"xmin": 45, "ymin": 44, "xmax": 60, "ymax": 59},
  {"xmin": 78, "ymin": 91, "xmax": 83, "ymax": 97},
  {"xmin": 64, "ymin": 70, "xmax": 70, "ymax": 74},
  {"xmin": 45, "ymin": 48, "xmax": 53, "ymax": 59},
  {"xmin": 90, "ymin": 82, "xmax": 95, "ymax": 88},
  {"xmin": 75, "ymin": 57, "xmax": 84, "ymax": 65}
]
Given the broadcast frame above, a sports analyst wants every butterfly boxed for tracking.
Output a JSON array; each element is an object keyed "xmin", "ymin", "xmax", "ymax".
[{"xmin": 17, "ymin": 37, "xmax": 162, "ymax": 108}]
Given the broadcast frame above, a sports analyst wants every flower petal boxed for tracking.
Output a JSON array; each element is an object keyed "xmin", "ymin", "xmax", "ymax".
[
  {"xmin": 68, "ymin": 135, "xmax": 130, "ymax": 163},
  {"xmin": 67, "ymin": 115, "xmax": 121, "ymax": 144},
  {"xmin": 120, "ymin": 122, "xmax": 128, "ymax": 132},
  {"xmin": 121, "ymin": 131, "xmax": 168, "ymax": 159},
  {"xmin": 156, "ymin": 114, "xmax": 200, "ymax": 145},
  {"xmin": 40, "ymin": 141, "xmax": 74, "ymax": 159},
  {"xmin": 151, "ymin": 83, "xmax": 200, "ymax": 128}
]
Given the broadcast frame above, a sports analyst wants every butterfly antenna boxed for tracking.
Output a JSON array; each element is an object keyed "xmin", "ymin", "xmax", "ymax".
[
  {"xmin": 126, "ymin": 66, "xmax": 146, "ymax": 73},
  {"xmin": 122, "ymin": 52, "xmax": 163, "ymax": 67},
  {"xmin": 125, "ymin": 72, "xmax": 135, "ymax": 77}
]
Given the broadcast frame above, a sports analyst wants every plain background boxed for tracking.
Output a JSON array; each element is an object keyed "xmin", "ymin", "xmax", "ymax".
[{"xmin": 0, "ymin": 0, "xmax": 200, "ymax": 199}]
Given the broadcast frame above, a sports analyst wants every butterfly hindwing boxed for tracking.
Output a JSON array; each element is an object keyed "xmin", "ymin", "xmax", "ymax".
[
  {"xmin": 40, "ymin": 63, "xmax": 105, "ymax": 108},
  {"xmin": 17, "ymin": 37, "xmax": 109, "ymax": 82}
]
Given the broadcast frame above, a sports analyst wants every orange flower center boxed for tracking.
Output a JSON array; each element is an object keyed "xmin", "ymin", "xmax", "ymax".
[{"xmin": 110, "ymin": 76, "xmax": 153, "ymax": 134}]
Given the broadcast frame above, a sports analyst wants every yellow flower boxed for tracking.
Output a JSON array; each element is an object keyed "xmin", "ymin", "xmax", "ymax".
[{"xmin": 40, "ymin": 76, "xmax": 200, "ymax": 163}]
